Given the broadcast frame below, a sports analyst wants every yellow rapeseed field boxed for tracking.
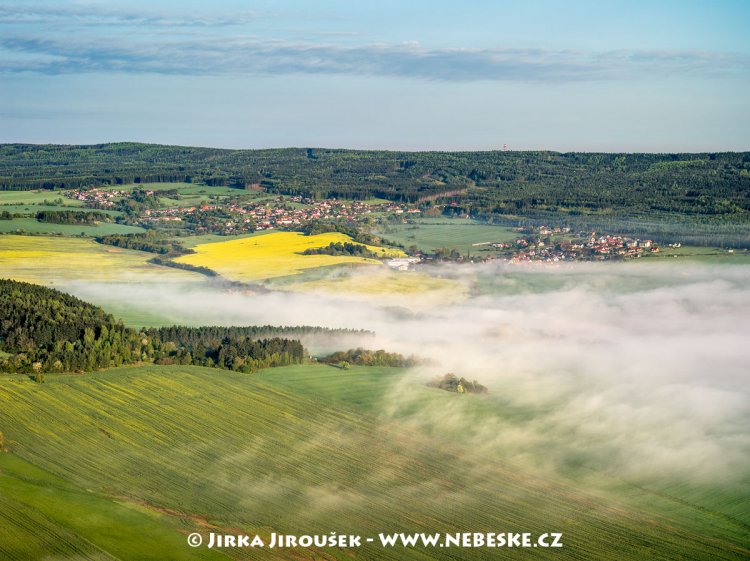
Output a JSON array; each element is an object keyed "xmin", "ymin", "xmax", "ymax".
[
  {"xmin": 285, "ymin": 267, "xmax": 469, "ymax": 307},
  {"xmin": 175, "ymin": 231, "xmax": 404, "ymax": 281},
  {"xmin": 0, "ymin": 235, "xmax": 197, "ymax": 284}
]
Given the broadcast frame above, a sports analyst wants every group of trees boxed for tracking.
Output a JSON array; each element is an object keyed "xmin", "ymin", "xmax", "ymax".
[
  {"xmin": 143, "ymin": 325, "xmax": 305, "ymax": 371},
  {"xmin": 301, "ymin": 220, "xmax": 381, "ymax": 245},
  {"xmin": 428, "ymin": 373, "xmax": 488, "ymax": 394},
  {"xmin": 147, "ymin": 256, "xmax": 218, "ymax": 277},
  {"xmin": 36, "ymin": 210, "xmax": 111, "ymax": 225},
  {"xmin": 319, "ymin": 348, "xmax": 418, "ymax": 367},
  {"xmin": 0, "ymin": 279, "xmax": 143, "ymax": 373},
  {"xmin": 181, "ymin": 205, "xmax": 255, "ymax": 235},
  {"xmin": 118, "ymin": 189, "xmax": 163, "ymax": 216},
  {"xmin": 301, "ymin": 241, "xmax": 379, "ymax": 258},
  {"xmin": 0, "ymin": 279, "xmax": 305, "ymax": 375},
  {"xmin": 96, "ymin": 231, "xmax": 190, "ymax": 255}
]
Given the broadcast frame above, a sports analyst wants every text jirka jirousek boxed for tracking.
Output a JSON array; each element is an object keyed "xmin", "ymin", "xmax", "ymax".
[{"xmin": 196, "ymin": 531, "xmax": 563, "ymax": 549}]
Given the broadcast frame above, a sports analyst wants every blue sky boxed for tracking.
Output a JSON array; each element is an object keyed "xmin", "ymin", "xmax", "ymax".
[{"xmin": 1, "ymin": 0, "xmax": 748, "ymax": 151}]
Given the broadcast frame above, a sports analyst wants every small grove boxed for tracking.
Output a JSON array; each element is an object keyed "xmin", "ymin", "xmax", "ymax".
[
  {"xmin": 36, "ymin": 210, "xmax": 112, "ymax": 225},
  {"xmin": 319, "ymin": 347, "xmax": 417, "ymax": 367},
  {"xmin": 301, "ymin": 241, "xmax": 379, "ymax": 258},
  {"xmin": 429, "ymin": 373, "xmax": 488, "ymax": 394}
]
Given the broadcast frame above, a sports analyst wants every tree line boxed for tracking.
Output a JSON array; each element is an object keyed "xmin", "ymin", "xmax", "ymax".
[
  {"xmin": 0, "ymin": 279, "xmax": 307, "ymax": 375},
  {"xmin": 319, "ymin": 348, "xmax": 418, "ymax": 367},
  {"xmin": 301, "ymin": 241, "xmax": 379, "ymax": 258},
  {"xmin": 2, "ymin": 143, "xmax": 747, "ymax": 224},
  {"xmin": 95, "ymin": 231, "xmax": 191, "ymax": 255},
  {"xmin": 36, "ymin": 210, "xmax": 112, "ymax": 225}
]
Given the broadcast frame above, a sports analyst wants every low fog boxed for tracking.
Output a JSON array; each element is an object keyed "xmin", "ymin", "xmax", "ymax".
[{"xmin": 65, "ymin": 261, "xmax": 750, "ymax": 486}]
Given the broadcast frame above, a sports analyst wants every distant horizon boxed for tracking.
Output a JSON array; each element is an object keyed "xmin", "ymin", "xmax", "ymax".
[{"xmin": 3, "ymin": 140, "xmax": 748, "ymax": 155}]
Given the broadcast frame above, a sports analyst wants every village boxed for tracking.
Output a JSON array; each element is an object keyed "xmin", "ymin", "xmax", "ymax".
[
  {"xmin": 66, "ymin": 187, "xmax": 660, "ymax": 264},
  {"xmin": 495, "ymin": 226, "xmax": 660, "ymax": 263},
  {"xmin": 66, "ymin": 187, "xmax": 422, "ymax": 235}
]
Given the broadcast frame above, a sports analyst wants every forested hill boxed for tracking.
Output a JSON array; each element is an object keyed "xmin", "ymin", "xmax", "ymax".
[
  {"xmin": 1, "ymin": 143, "xmax": 749, "ymax": 224},
  {"xmin": 0, "ymin": 278, "xmax": 140, "ymax": 373},
  {"xmin": 0, "ymin": 279, "xmax": 305, "ymax": 374}
]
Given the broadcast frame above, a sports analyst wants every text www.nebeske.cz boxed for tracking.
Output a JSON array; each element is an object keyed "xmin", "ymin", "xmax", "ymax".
[{"xmin": 190, "ymin": 532, "xmax": 563, "ymax": 549}]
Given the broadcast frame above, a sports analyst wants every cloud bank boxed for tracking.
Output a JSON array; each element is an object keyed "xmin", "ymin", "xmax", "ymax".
[
  {"xmin": 1, "ymin": 4, "xmax": 748, "ymax": 81},
  {"xmin": 2, "ymin": 36, "xmax": 748, "ymax": 81},
  {"xmin": 66, "ymin": 261, "xmax": 750, "ymax": 488}
]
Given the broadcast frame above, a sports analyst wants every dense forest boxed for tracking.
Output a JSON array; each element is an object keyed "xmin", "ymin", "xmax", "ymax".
[
  {"xmin": 1, "ymin": 143, "xmax": 748, "ymax": 224},
  {"xmin": 0, "ymin": 279, "xmax": 309, "ymax": 374}
]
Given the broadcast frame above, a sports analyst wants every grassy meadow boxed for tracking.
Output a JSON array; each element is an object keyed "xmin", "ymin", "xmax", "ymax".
[
  {"xmin": 0, "ymin": 217, "xmax": 144, "ymax": 236},
  {"xmin": 175, "ymin": 231, "xmax": 405, "ymax": 282},
  {"xmin": 0, "ymin": 364, "xmax": 747, "ymax": 560},
  {"xmin": 0, "ymin": 453, "xmax": 221, "ymax": 561},
  {"xmin": 0, "ymin": 189, "xmax": 83, "ymax": 206},
  {"xmin": 102, "ymin": 182, "xmax": 249, "ymax": 208},
  {"xmin": 378, "ymin": 220, "xmax": 518, "ymax": 254},
  {"xmin": 643, "ymin": 245, "xmax": 750, "ymax": 263},
  {"xmin": 0, "ymin": 187, "xmax": 143, "ymax": 235}
]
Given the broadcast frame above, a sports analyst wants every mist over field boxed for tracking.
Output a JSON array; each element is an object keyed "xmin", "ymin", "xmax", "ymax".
[{"xmin": 66, "ymin": 262, "xmax": 750, "ymax": 488}]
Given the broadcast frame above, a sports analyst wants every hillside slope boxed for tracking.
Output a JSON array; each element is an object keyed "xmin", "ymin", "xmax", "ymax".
[{"xmin": 0, "ymin": 364, "xmax": 747, "ymax": 560}]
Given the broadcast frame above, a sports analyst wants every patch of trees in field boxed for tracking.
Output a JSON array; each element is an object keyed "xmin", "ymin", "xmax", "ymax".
[
  {"xmin": 319, "ymin": 348, "xmax": 418, "ymax": 367},
  {"xmin": 301, "ymin": 241, "xmax": 379, "ymax": 258},
  {"xmin": 118, "ymin": 189, "xmax": 163, "ymax": 216},
  {"xmin": 146, "ymin": 327, "xmax": 304, "ymax": 372},
  {"xmin": 95, "ymin": 231, "xmax": 190, "ymax": 255},
  {"xmin": 301, "ymin": 220, "xmax": 382, "ymax": 245},
  {"xmin": 429, "ymin": 373, "xmax": 488, "ymax": 394},
  {"xmin": 36, "ymin": 210, "xmax": 111, "ymax": 225},
  {"xmin": 0, "ymin": 279, "xmax": 307, "ymax": 375},
  {"xmin": 147, "ymin": 256, "xmax": 218, "ymax": 276},
  {"xmin": 1, "ymin": 143, "xmax": 747, "ymax": 224}
]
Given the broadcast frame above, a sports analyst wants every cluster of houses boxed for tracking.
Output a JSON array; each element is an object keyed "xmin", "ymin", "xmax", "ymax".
[
  {"xmin": 140, "ymin": 196, "xmax": 420, "ymax": 234},
  {"xmin": 66, "ymin": 188, "xmax": 127, "ymax": 206},
  {"xmin": 502, "ymin": 230, "xmax": 659, "ymax": 263},
  {"xmin": 385, "ymin": 257, "xmax": 422, "ymax": 271},
  {"xmin": 66, "ymin": 187, "xmax": 422, "ymax": 235}
]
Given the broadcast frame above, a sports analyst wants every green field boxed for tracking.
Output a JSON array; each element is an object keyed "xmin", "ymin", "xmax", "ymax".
[
  {"xmin": 0, "ymin": 204, "xmax": 122, "ymax": 216},
  {"xmin": 0, "ymin": 453, "xmax": 221, "ymax": 561},
  {"xmin": 111, "ymin": 182, "xmax": 248, "ymax": 208},
  {"xmin": 0, "ymin": 364, "xmax": 746, "ymax": 560},
  {"xmin": 378, "ymin": 220, "xmax": 518, "ymax": 254},
  {"xmin": 0, "ymin": 217, "xmax": 144, "ymax": 236},
  {"xmin": 0, "ymin": 189, "xmax": 83, "ymax": 207},
  {"xmin": 643, "ymin": 245, "xmax": 750, "ymax": 263},
  {"xmin": 132, "ymin": 182, "xmax": 243, "ymax": 195}
]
